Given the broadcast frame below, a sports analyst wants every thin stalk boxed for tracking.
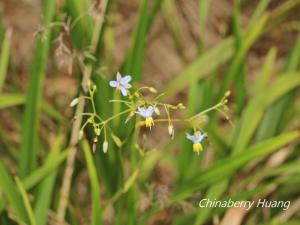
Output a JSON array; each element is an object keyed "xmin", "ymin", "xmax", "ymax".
[{"xmin": 56, "ymin": 0, "xmax": 109, "ymax": 222}]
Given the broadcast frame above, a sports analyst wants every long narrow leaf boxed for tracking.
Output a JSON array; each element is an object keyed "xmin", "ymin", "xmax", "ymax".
[{"xmin": 19, "ymin": 0, "xmax": 56, "ymax": 177}]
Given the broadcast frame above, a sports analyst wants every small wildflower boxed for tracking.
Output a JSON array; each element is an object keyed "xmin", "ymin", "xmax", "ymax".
[
  {"xmin": 186, "ymin": 131, "xmax": 207, "ymax": 154},
  {"xmin": 109, "ymin": 72, "xmax": 132, "ymax": 96},
  {"xmin": 103, "ymin": 141, "xmax": 108, "ymax": 154},
  {"xmin": 70, "ymin": 98, "xmax": 79, "ymax": 107},
  {"xmin": 136, "ymin": 106, "xmax": 155, "ymax": 129}
]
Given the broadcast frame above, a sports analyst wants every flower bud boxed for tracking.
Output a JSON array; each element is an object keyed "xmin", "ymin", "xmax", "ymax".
[
  {"xmin": 103, "ymin": 141, "xmax": 108, "ymax": 154},
  {"xmin": 154, "ymin": 107, "xmax": 160, "ymax": 115},
  {"xmin": 168, "ymin": 124, "xmax": 174, "ymax": 139},
  {"xmin": 225, "ymin": 90, "xmax": 231, "ymax": 97},
  {"xmin": 94, "ymin": 127, "xmax": 101, "ymax": 136},
  {"xmin": 70, "ymin": 98, "xmax": 79, "ymax": 107},
  {"xmin": 78, "ymin": 130, "xmax": 83, "ymax": 140},
  {"xmin": 177, "ymin": 103, "xmax": 185, "ymax": 109},
  {"xmin": 149, "ymin": 87, "xmax": 157, "ymax": 93}
]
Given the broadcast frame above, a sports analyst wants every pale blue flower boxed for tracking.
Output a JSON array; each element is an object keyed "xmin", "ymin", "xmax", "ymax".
[
  {"xmin": 186, "ymin": 131, "xmax": 207, "ymax": 154},
  {"xmin": 136, "ymin": 106, "xmax": 154, "ymax": 118},
  {"xmin": 186, "ymin": 132, "xmax": 206, "ymax": 143},
  {"xmin": 136, "ymin": 106, "xmax": 155, "ymax": 128},
  {"xmin": 109, "ymin": 72, "xmax": 132, "ymax": 96}
]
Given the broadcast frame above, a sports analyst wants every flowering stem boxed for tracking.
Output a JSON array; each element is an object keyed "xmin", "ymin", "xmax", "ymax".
[
  {"xmin": 56, "ymin": 0, "xmax": 108, "ymax": 222},
  {"xmin": 90, "ymin": 92, "xmax": 97, "ymax": 115},
  {"xmin": 113, "ymin": 90, "xmax": 121, "ymax": 126},
  {"xmin": 102, "ymin": 109, "xmax": 132, "ymax": 125},
  {"xmin": 188, "ymin": 101, "xmax": 225, "ymax": 121},
  {"xmin": 81, "ymin": 113, "xmax": 104, "ymax": 122}
]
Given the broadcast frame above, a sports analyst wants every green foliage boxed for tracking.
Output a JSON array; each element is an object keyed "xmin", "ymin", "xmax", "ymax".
[{"xmin": 19, "ymin": 0, "xmax": 56, "ymax": 178}]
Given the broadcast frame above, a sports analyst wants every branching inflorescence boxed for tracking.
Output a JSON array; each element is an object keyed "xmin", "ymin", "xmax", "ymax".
[{"xmin": 70, "ymin": 72, "xmax": 230, "ymax": 155}]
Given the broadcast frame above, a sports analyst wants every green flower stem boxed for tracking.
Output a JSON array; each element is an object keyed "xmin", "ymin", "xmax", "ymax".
[
  {"xmin": 188, "ymin": 101, "xmax": 226, "ymax": 121},
  {"xmin": 101, "ymin": 109, "xmax": 132, "ymax": 125},
  {"xmin": 57, "ymin": 0, "xmax": 109, "ymax": 221}
]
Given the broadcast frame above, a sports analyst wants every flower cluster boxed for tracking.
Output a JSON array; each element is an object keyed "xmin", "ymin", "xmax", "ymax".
[{"xmin": 70, "ymin": 72, "xmax": 230, "ymax": 155}]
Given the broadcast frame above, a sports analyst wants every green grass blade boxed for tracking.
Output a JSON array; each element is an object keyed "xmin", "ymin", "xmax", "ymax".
[
  {"xmin": 216, "ymin": 14, "xmax": 268, "ymax": 100},
  {"xmin": 65, "ymin": 0, "xmax": 93, "ymax": 49},
  {"xmin": 0, "ymin": 93, "xmax": 64, "ymax": 122},
  {"xmin": 233, "ymin": 73, "xmax": 300, "ymax": 153},
  {"xmin": 0, "ymin": 162, "xmax": 28, "ymax": 223},
  {"xmin": 0, "ymin": 28, "xmax": 11, "ymax": 91},
  {"xmin": 232, "ymin": 0, "xmax": 246, "ymax": 114},
  {"xmin": 0, "ymin": 93, "xmax": 25, "ymax": 109},
  {"xmin": 122, "ymin": 0, "xmax": 149, "ymax": 81},
  {"xmin": 256, "ymin": 35, "xmax": 300, "ymax": 141},
  {"xmin": 14, "ymin": 177, "xmax": 37, "ymax": 225},
  {"xmin": 123, "ymin": 0, "xmax": 161, "ymax": 81},
  {"xmin": 82, "ymin": 140, "xmax": 102, "ymax": 225},
  {"xmin": 33, "ymin": 135, "xmax": 64, "ymax": 225},
  {"xmin": 252, "ymin": 47, "xmax": 277, "ymax": 93},
  {"xmin": 194, "ymin": 180, "xmax": 228, "ymax": 225},
  {"xmin": 0, "ymin": 148, "xmax": 68, "ymax": 218},
  {"xmin": 198, "ymin": 0, "xmax": 210, "ymax": 52},
  {"xmin": 163, "ymin": 37, "xmax": 235, "ymax": 97},
  {"xmin": 162, "ymin": 0, "xmax": 184, "ymax": 56},
  {"xmin": 19, "ymin": 0, "xmax": 56, "ymax": 178},
  {"xmin": 247, "ymin": 0, "xmax": 271, "ymax": 30},
  {"xmin": 22, "ymin": 149, "xmax": 69, "ymax": 189}
]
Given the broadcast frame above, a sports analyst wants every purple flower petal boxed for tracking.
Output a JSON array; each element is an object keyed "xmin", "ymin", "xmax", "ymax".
[
  {"xmin": 119, "ymin": 86, "xmax": 128, "ymax": 96},
  {"xmin": 196, "ymin": 133, "xmax": 206, "ymax": 143},
  {"xmin": 136, "ymin": 107, "xmax": 148, "ymax": 118},
  {"xmin": 109, "ymin": 80, "xmax": 118, "ymax": 87},
  {"xmin": 123, "ymin": 83, "xmax": 132, "ymax": 89},
  {"xmin": 145, "ymin": 106, "xmax": 154, "ymax": 116},
  {"xmin": 116, "ymin": 72, "xmax": 122, "ymax": 81},
  {"xmin": 121, "ymin": 75, "xmax": 132, "ymax": 83},
  {"xmin": 186, "ymin": 134, "xmax": 196, "ymax": 143}
]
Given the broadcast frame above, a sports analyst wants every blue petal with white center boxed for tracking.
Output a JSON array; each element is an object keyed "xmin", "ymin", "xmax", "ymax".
[
  {"xmin": 186, "ymin": 132, "xmax": 206, "ymax": 144},
  {"xmin": 136, "ymin": 106, "xmax": 155, "ymax": 118},
  {"xmin": 136, "ymin": 106, "xmax": 156, "ymax": 128},
  {"xmin": 109, "ymin": 72, "xmax": 132, "ymax": 96}
]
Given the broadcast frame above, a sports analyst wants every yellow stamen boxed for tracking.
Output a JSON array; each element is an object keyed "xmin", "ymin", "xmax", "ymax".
[
  {"xmin": 193, "ymin": 143, "xmax": 203, "ymax": 154},
  {"xmin": 145, "ymin": 117, "xmax": 154, "ymax": 128}
]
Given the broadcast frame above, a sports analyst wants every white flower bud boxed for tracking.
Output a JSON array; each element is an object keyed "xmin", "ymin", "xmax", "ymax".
[
  {"xmin": 103, "ymin": 141, "xmax": 108, "ymax": 154},
  {"xmin": 92, "ymin": 84, "xmax": 97, "ymax": 92},
  {"xmin": 154, "ymin": 107, "xmax": 160, "ymax": 115},
  {"xmin": 149, "ymin": 87, "xmax": 157, "ymax": 93},
  {"xmin": 225, "ymin": 90, "xmax": 231, "ymax": 97},
  {"xmin": 168, "ymin": 124, "xmax": 174, "ymax": 139},
  {"xmin": 78, "ymin": 130, "xmax": 83, "ymax": 140},
  {"xmin": 177, "ymin": 103, "xmax": 185, "ymax": 109},
  {"xmin": 70, "ymin": 98, "xmax": 79, "ymax": 107},
  {"xmin": 94, "ymin": 127, "xmax": 101, "ymax": 136}
]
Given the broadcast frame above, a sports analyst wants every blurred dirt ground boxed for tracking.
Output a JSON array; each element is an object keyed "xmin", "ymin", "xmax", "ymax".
[{"xmin": 1, "ymin": 0, "xmax": 298, "ymax": 78}]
